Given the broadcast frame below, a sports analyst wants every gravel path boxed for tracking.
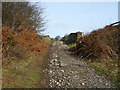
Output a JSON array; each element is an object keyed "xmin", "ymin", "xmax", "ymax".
[{"xmin": 44, "ymin": 41, "xmax": 116, "ymax": 88}]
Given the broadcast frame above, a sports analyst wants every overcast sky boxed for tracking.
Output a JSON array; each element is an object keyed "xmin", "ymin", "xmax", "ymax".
[{"xmin": 40, "ymin": 2, "xmax": 118, "ymax": 38}]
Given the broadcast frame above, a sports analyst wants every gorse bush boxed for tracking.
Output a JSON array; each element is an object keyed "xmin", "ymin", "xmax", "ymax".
[{"xmin": 75, "ymin": 24, "xmax": 119, "ymax": 60}]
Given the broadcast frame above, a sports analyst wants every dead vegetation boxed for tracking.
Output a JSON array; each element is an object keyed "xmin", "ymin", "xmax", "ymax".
[
  {"xmin": 72, "ymin": 23, "xmax": 119, "ymax": 87},
  {"xmin": 75, "ymin": 24, "xmax": 119, "ymax": 61},
  {"xmin": 2, "ymin": 26, "xmax": 51, "ymax": 88},
  {"xmin": 2, "ymin": 26, "xmax": 49, "ymax": 60},
  {"xmin": 2, "ymin": 2, "xmax": 51, "ymax": 88}
]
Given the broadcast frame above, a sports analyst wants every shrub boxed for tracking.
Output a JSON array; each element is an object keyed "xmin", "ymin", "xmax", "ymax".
[
  {"xmin": 2, "ymin": 26, "xmax": 49, "ymax": 62},
  {"xmin": 75, "ymin": 24, "xmax": 119, "ymax": 60}
]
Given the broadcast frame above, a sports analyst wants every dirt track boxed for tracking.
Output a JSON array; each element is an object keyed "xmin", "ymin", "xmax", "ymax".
[{"xmin": 44, "ymin": 41, "xmax": 116, "ymax": 88}]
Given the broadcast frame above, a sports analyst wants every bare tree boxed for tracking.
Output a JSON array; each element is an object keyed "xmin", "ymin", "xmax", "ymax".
[{"xmin": 2, "ymin": 2, "xmax": 46, "ymax": 33}]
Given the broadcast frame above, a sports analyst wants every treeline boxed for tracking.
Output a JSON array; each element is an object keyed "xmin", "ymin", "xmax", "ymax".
[
  {"xmin": 74, "ymin": 24, "xmax": 119, "ymax": 60},
  {"xmin": 2, "ymin": 2, "xmax": 48, "ymax": 63},
  {"xmin": 2, "ymin": 2, "xmax": 45, "ymax": 31}
]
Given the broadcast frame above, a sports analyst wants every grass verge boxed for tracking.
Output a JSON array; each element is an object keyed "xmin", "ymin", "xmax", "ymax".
[
  {"xmin": 68, "ymin": 43, "xmax": 76, "ymax": 47},
  {"xmin": 2, "ymin": 40, "xmax": 51, "ymax": 88},
  {"xmin": 86, "ymin": 59, "xmax": 119, "ymax": 87}
]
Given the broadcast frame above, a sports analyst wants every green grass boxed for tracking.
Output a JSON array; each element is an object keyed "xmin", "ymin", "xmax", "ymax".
[
  {"xmin": 86, "ymin": 60, "xmax": 119, "ymax": 87},
  {"xmin": 68, "ymin": 43, "xmax": 76, "ymax": 47},
  {"xmin": 90, "ymin": 63, "xmax": 117, "ymax": 80},
  {"xmin": 2, "ymin": 38, "xmax": 52, "ymax": 88},
  {"xmin": 2, "ymin": 54, "xmax": 45, "ymax": 88},
  {"xmin": 3, "ymin": 69, "xmax": 41, "ymax": 88}
]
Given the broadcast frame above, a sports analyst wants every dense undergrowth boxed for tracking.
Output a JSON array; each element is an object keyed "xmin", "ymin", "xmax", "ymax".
[
  {"xmin": 75, "ymin": 25, "xmax": 119, "ymax": 60},
  {"xmin": 3, "ymin": 26, "xmax": 49, "ymax": 62},
  {"xmin": 73, "ymin": 24, "xmax": 119, "ymax": 87},
  {"xmin": 2, "ymin": 2, "xmax": 51, "ymax": 88},
  {"xmin": 2, "ymin": 26, "xmax": 51, "ymax": 88}
]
